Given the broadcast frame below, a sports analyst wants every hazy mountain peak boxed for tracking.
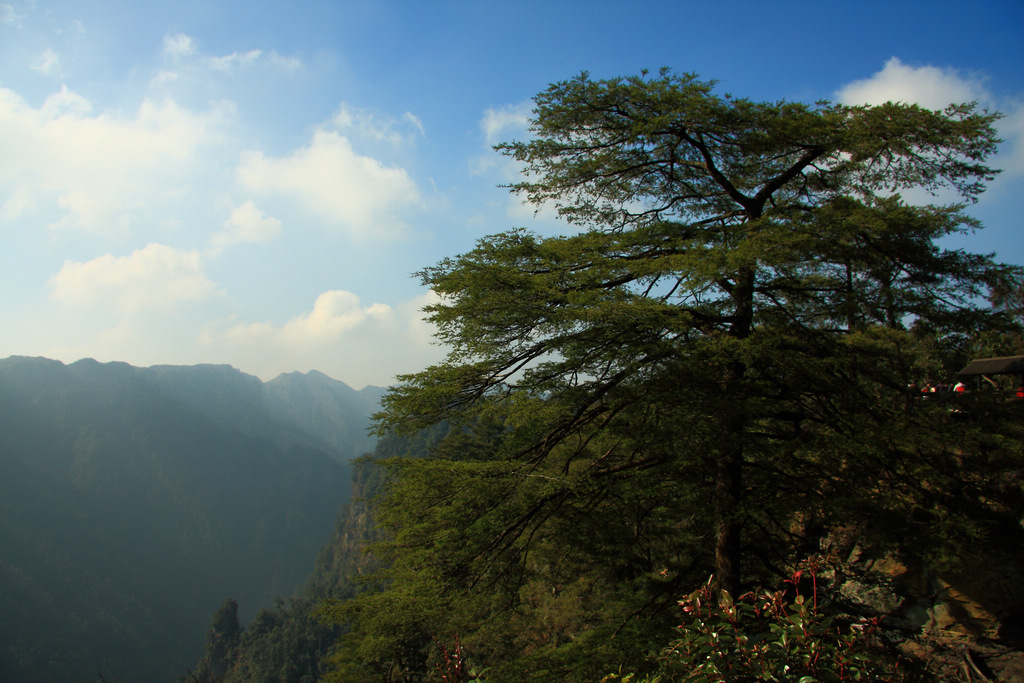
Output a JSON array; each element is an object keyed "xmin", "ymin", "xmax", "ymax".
[{"xmin": 0, "ymin": 354, "xmax": 361, "ymax": 683}]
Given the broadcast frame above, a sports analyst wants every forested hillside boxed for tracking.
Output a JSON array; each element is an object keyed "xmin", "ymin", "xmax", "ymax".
[
  {"xmin": 190, "ymin": 396, "xmax": 1024, "ymax": 682},
  {"xmin": 264, "ymin": 370, "xmax": 386, "ymax": 461},
  {"xmin": 184, "ymin": 427, "xmax": 446, "ymax": 683},
  {"xmin": 0, "ymin": 356, "xmax": 381, "ymax": 683}
]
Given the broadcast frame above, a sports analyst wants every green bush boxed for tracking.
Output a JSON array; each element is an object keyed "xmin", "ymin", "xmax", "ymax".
[{"xmin": 607, "ymin": 561, "xmax": 912, "ymax": 683}]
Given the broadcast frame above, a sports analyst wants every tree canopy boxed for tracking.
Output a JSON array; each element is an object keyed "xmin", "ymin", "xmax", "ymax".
[{"xmin": 327, "ymin": 70, "xmax": 1024, "ymax": 681}]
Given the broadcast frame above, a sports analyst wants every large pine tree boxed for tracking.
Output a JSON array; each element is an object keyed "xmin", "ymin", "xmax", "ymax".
[{"xmin": 326, "ymin": 70, "xmax": 1023, "ymax": 681}]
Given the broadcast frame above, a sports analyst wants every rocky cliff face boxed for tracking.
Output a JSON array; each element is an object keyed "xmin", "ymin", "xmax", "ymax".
[
  {"xmin": 188, "ymin": 456, "xmax": 385, "ymax": 683},
  {"xmin": 823, "ymin": 526, "xmax": 1024, "ymax": 682},
  {"xmin": 306, "ymin": 456, "xmax": 384, "ymax": 601}
]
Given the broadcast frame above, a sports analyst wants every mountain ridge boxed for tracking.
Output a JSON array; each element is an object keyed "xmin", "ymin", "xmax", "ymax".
[{"xmin": 0, "ymin": 355, "xmax": 383, "ymax": 683}]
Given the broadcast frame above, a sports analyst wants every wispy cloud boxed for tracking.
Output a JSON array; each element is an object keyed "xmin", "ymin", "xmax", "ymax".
[
  {"xmin": 331, "ymin": 103, "xmax": 424, "ymax": 146},
  {"xmin": 267, "ymin": 51, "xmax": 302, "ymax": 71},
  {"xmin": 470, "ymin": 100, "xmax": 566, "ymax": 225},
  {"xmin": 1, "ymin": 2, "xmax": 25, "ymax": 26},
  {"xmin": 471, "ymin": 101, "xmax": 531, "ymax": 178},
  {"xmin": 30, "ymin": 48, "xmax": 59, "ymax": 74},
  {"xmin": 480, "ymin": 101, "xmax": 531, "ymax": 145},
  {"xmin": 160, "ymin": 33, "xmax": 302, "ymax": 78},
  {"xmin": 209, "ymin": 49, "xmax": 263, "ymax": 73},
  {"xmin": 163, "ymin": 33, "xmax": 196, "ymax": 59}
]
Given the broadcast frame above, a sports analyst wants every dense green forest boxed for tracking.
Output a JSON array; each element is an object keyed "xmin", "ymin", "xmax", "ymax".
[
  {"xmin": 0, "ymin": 357, "xmax": 383, "ymax": 682},
  {"xmin": 188, "ymin": 70, "xmax": 1024, "ymax": 682}
]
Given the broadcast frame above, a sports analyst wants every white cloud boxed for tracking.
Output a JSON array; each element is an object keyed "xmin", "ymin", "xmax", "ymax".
[
  {"xmin": 837, "ymin": 58, "xmax": 1024, "ymax": 182},
  {"xmin": 39, "ymin": 84, "xmax": 92, "ymax": 116},
  {"xmin": 997, "ymin": 104, "xmax": 1024, "ymax": 180},
  {"xmin": 217, "ymin": 290, "xmax": 393, "ymax": 346},
  {"xmin": 837, "ymin": 57, "xmax": 988, "ymax": 110},
  {"xmin": 208, "ymin": 200, "xmax": 281, "ymax": 255},
  {"xmin": 163, "ymin": 33, "xmax": 195, "ymax": 59},
  {"xmin": 471, "ymin": 101, "xmax": 532, "ymax": 178},
  {"xmin": 0, "ymin": 85, "xmax": 222, "ymax": 234},
  {"xmin": 30, "ymin": 48, "xmax": 59, "ymax": 74},
  {"xmin": 481, "ymin": 101, "xmax": 532, "ymax": 145},
  {"xmin": 398, "ymin": 288, "xmax": 442, "ymax": 348},
  {"xmin": 200, "ymin": 289, "xmax": 446, "ymax": 387},
  {"xmin": 49, "ymin": 243, "xmax": 221, "ymax": 313},
  {"xmin": 284, "ymin": 290, "xmax": 393, "ymax": 343},
  {"xmin": 236, "ymin": 128, "xmax": 422, "ymax": 237},
  {"xmin": 55, "ymin": 189, "xmax": 133, "ymax": 233}
]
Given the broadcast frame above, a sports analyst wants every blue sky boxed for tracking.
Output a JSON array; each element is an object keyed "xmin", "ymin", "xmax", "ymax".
[{"xmin": 2, "ymin": 0, "xmax": 1022, "ymax": 388}]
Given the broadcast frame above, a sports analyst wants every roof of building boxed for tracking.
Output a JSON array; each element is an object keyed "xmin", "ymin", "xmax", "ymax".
[{"xmin": 956, "ymin": 355, "xmax": 1024, "ymax": 376}]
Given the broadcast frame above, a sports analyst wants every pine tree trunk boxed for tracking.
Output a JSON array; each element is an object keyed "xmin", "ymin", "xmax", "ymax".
[
  {"xmin": 714, "ymin": 416, "xmax": 744, "ymax": 600},
  {"xmin": 716, "ymin": 269, "xmax": 753, "ymax": 600}
]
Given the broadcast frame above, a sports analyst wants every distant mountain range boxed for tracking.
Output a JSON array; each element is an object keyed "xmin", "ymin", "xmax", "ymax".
[{"xmin": 0, "ymin": 356, "xmax": 384, "ymax": 683}]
